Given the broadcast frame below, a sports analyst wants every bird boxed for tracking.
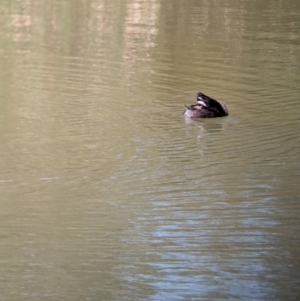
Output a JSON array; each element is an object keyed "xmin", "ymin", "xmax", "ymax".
[{"xmin": 184, "ymin": 92, "xmax": 229, "ymax": 118}]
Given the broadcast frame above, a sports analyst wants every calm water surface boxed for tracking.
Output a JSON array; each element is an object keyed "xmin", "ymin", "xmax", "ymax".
[{"xmin": 0, "ymin": 0, "xmax": 300, "ymax": 300}]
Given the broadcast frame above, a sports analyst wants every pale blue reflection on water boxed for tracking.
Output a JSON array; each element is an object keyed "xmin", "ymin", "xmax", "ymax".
[{"xmin": 1, "ymin": 0, "xmax": 300, "ymax": 300}]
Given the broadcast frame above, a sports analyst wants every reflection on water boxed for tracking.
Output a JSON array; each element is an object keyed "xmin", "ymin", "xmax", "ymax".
[{"xmin": 1, "ymin": 0, "xmax": 300, "ymax": 300}]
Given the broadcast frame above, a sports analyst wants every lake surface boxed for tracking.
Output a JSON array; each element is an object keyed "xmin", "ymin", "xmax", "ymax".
[{"xmin": 1, "ymin": 0, "xmax": 300, "ymax": 300}]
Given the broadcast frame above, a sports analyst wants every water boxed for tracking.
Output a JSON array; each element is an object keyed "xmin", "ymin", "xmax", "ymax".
[{"xmin": 0, "ymin": 0, "xmax": 300, "ymax": 300}]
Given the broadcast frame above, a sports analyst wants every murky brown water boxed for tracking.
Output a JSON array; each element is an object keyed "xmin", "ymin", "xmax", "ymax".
[{"xmin": 1, "ymin": 0, "xmax": 300, "ymax": 300}]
